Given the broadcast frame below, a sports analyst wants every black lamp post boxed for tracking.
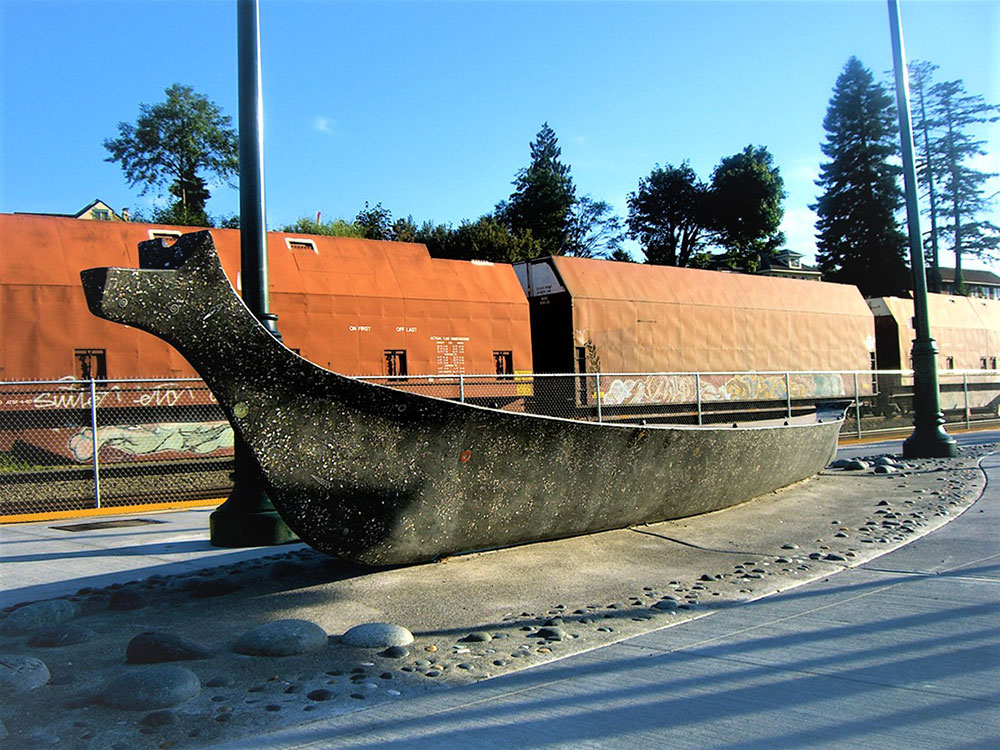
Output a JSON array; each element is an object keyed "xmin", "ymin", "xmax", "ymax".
[
  {"xmin": 210, "ymin": 0, "xmax": 297, "ymax": 546},
  {"xmin": 886, "ymin": 0, "xmax": 957, "ymax": 459}
]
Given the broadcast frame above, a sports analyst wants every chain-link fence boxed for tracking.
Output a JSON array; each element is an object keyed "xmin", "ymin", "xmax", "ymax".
[
  {"xmin": 3, "ymin": 370, "xmax": 998, "ymax": 518},
  {"xmin": 0, "ymin": 379, "xmax": 232, "ymax": 518}
]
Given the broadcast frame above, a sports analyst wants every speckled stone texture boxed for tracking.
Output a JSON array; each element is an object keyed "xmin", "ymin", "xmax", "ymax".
[{"xmin": 81, "ymin": 231, "xmax": 844, "ymax": 565}]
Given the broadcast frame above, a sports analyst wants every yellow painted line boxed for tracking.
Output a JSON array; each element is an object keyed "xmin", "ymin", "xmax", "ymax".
[
  {"xmin": 838, "ymin": 423, "xmax": 999, "ymax": 446},
  {"xmin": 0, "ymin": 498, "xmax": 223, "ymax": 525}
]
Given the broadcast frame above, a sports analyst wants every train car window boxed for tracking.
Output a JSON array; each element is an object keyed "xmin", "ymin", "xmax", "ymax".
[
  {"xmin": 75, "ymin": 349, "xmax": 107, "ymax": 380},
  {"xmin": 384, "ymin": 350, "xmax": 408, "ymax": 380},
  {"xmin": 493, "ymin": 351, "xmax": 513, "ymax": 376}
]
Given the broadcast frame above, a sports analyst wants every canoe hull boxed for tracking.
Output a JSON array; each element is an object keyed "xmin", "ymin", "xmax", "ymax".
[{"xmin": 81, "ymin": 231, "xmax": 842, "ymax": 565}]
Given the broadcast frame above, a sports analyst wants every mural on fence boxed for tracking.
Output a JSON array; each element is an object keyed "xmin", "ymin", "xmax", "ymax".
[{"xmin": 601, "ymin": 372, "xmax": 857, "ymax": 407}]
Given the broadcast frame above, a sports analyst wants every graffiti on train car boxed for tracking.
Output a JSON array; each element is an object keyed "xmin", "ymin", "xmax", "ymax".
[
  {"xmin": 601, "ymin": 372, "xmax": 862, "ymax": 407},
  {"xmin": 68, "ymin": 422, "xmax": 233, "ymax": 463},
  {"xmin": 0, "ymin": 380, "xmax": 218, "ymax": 412}
]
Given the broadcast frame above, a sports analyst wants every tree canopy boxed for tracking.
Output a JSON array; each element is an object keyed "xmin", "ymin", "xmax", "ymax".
[
  {"xmin": 813, "ymin": 57, "xmax": 909, "ymax": 297},
  {"xmin": 279, "ymin": 216, "xmax": 365, "ymax": 238},
  {"xmin": 498, "ymin": 123, "xmax": 577, "ymax": 256},
  {"xmin": 924, "ymin": 77, "xmax": 1000, "ymax": 292},
  {"xmin": 627, "ymin": 162, "xmax": 709, "ymax": 266},
  {"xmin": 104, "ymin": 84, "xmax": 239, "ymax": 227},
  {"xmin": 627, "ymin": 147, "xmax": 784, "ymax": 270},
  {"xmin": 708, "ymin": 145, "xmax": 785, "ymax": 269}
]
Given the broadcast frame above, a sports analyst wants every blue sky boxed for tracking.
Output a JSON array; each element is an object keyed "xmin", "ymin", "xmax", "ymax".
[{"xmin": 1, "ymin": 0, "xmax": 997, "ymax": 269}]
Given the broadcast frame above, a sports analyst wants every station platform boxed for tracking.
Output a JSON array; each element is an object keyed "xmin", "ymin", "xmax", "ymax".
[{"xmin": 1, "ymin": 433, "xmax": 997, "ymax": 749}]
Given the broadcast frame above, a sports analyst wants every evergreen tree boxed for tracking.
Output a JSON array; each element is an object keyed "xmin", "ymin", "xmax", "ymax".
[
  {"xmin": 909, "ymin": 61, "xmax": 944, "ymax": 292},
  {"xmin": 813, "ymin": 57, "xmax": 909, "ymax": 297},
  {"xmin": 498, "ymin": 123, "xmax": 576, "ymax": 255},
  {"xmin": 927, "ymin": 79, "xmax": 1000, "ymax": 292}
]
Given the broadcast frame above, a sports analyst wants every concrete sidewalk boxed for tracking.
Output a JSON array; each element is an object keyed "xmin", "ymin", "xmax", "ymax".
[
  {"xmin": 0, "ymin": 508, "xmax": 308, "ymax": 608},
  {"xmin": 1, "ymin": 435, "xmax": 997, "ymax": 749},
  {"xmin": 214, "ymin": 452, "xmax": 1000, "ymax": 749}
]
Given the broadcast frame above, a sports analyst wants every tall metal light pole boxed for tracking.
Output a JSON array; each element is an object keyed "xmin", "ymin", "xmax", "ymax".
[
  {"xmin": 210, "ymin": 0, "xmax": 297, "ymax": 546},
  {"xmin": 887, "ymin": 0, "xmax": 957, "ymax": 459}
]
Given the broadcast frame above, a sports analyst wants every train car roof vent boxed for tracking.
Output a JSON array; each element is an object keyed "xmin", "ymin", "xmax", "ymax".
[
  {"xmin": 285, "ymin": 237, "xmax": 318, "ymax": 253},
  {"xmin": 147, "ymin": 229, "xmax": 181, "ymax": 243}
]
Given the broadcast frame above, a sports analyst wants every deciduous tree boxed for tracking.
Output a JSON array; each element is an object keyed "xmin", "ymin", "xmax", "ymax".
[
  {"xmin": 279, "ymin": 216, "xmax": 365, "ymax": 237},
  {"xmin": 708, "ymin": 144, "xmax": 785, "ymax": 270},
  {"xmin": 104, "ymin": 84, "xmax": 238, "ymax": 227},
  {"xmin": 626, "ymin": 162, "xmax": 709, "ymax": 266}
]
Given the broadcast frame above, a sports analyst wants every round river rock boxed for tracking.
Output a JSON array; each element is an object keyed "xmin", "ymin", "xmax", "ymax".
[
  {"xmin": 234, "ymin": 619, "xmax": 327, "ymax": 656},
  {"xmin": 28, "ymin": 623, "xmax": 96, "ymax": 647},
  {"xmin": 341, "ymin": 623, "xmax": 414, "ymax": 648},
  {"xmin": 0, "ymin": 654, "xmax": 50, "ymax": 694},
  {"xmin": 127, "ymin": 631, "xmax": 213, "ymax": 664},
  {"xmin": 99, "ymin": 665, "xmax": 200, "ymax": 710},
  {"xmin": 1, "ymin": 600, "xmax": 80, "ymax": 635}
]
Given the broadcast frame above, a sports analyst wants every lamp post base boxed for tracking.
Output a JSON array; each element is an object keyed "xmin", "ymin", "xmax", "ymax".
[
  {"xmin": 902, "ymin": 425, "xmax": 958, "ymax": 459},
  {"xmin": 210, "ymin": 483, "xmax": 298, "ymax": 548}
]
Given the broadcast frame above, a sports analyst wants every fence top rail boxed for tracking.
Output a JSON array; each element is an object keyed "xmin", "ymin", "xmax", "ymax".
[
  {"xmin": 354, "ymin": 369, "xmax": 916, "ymax": 381},
  {"xmin": 4, "ymin": 368, "xmax": 998, "ymax": 389},
  {"xmin": 0, "ymin": 378, "xmax": 209, "ymax": 387}
]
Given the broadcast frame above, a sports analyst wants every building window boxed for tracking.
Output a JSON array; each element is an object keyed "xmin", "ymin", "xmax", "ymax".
[
  {"xmin": 992, "ymin": 357, "xmax": 998, "ymax": 370},
  {"xmin": 493, "ymin": 350, "xmax": 513, "ymax": 376},
  {"xmin": 945, "ymin": 356, "xmax": 955, "ymax": 369},
  {"xmin": 92, "ymin": 209, "xmax": 111, "ymax": 221},
  {"xmin": 981, "ymin": 357, "xmax": 988, "ymax": 370},
  {"xmin": 384, "ymin": 350, "xmax": 407, "ymax": 379},
  {"xmin": 75, "ymin": 349, "xmax": 107, "ymax": 380}
]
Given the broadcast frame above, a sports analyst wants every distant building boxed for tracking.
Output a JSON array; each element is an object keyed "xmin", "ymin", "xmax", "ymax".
[
  {"xmin": 15, "ymin": 199, "xmax": 128, "ymax": 222},
  {"xmin": 73, "ymin": 199, "xmax": 124, "ymax": 221},
  {"xmin": 938, "ymin": 267, "xmax": 1000, "ymax": 300},
  {"xmin": 757, "ymin": 250, "xmax": 822, "ymax": 281}
]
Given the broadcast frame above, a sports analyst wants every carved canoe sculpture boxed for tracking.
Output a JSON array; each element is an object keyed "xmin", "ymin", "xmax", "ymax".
[{"xmin": 81, "ymin": 231, "xmax": 844, "ymax": 565}]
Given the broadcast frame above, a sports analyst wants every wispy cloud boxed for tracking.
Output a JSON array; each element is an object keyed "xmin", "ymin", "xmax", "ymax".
[{"xmin": 313, "ymin": 116, "xmax": 334, "ymax": 134}]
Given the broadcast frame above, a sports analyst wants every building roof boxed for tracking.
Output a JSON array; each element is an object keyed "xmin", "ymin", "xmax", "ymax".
[
  {"xmin": 14, "ymin": 199, "xmax": 123, "ymax": 221},
  {"xmin": 938, "ymin": 267, "xmax": 1000, "ymax": 286}
]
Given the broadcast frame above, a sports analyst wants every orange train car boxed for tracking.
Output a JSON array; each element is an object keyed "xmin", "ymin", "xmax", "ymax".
[
  {"xmin": 869, "ymin": 294, "xmax": 1000, "ymax": 414},
  {"xmin": 0, "ymin": 214, "xmax": 533, "ymax": 387},
  {"xmin": 514, "ymin": 256, "xmax": 877, "ymax": 419}
]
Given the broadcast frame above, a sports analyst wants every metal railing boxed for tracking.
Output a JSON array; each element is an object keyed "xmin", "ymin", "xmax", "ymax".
[{"xmin": 2, "ymin": 369, "xmax": 997, "ymax": 518}]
